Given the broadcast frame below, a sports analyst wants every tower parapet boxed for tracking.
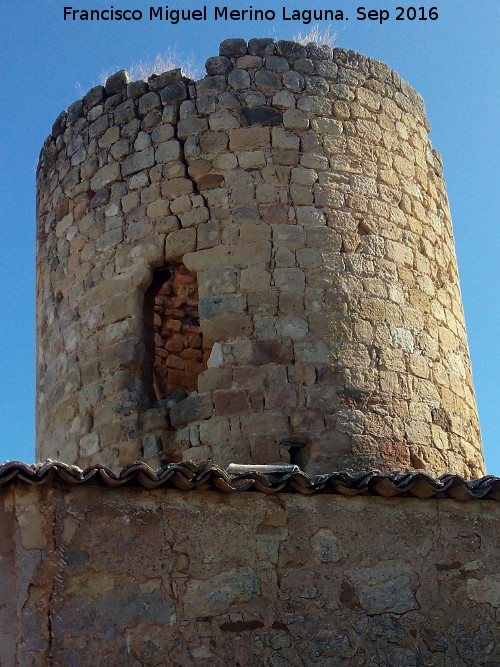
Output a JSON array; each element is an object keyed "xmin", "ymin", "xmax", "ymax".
[{"xmin": 36, "ymin": 38, "xmax": 485, "ymax": 477}]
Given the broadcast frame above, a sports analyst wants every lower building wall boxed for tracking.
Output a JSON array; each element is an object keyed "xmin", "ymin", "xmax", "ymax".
[{"xmin": 2, "ymin": 484, "xmax": 499, "ymax": 666}]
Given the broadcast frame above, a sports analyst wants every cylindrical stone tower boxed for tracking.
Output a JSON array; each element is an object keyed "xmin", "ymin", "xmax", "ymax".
[{"xmin": 36, "ymin": 38, "xmax": 485, "ymax": 478}]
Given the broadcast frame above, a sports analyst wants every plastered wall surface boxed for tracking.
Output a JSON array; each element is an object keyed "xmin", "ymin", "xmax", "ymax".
[
  {"xmin": 1, "ymin": 484, "xmax": 499, "ymax": 666},
  {"xmin": 36, "ymin": 38, "xmax": 484, "ymax": 477}
]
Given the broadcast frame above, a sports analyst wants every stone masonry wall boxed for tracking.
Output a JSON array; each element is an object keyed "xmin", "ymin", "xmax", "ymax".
[
  {"xmin": 2, "ymin": 483, "xmax": 499, "ymax": 666},
  {"xmin": 36, "ymin": 38, "xmax": 484, "ymax": 477}
]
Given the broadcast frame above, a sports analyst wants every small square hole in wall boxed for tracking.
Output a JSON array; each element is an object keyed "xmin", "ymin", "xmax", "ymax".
[{"xmin": 144, "ymin": 263, "xmax": 210, "ymax": 400}]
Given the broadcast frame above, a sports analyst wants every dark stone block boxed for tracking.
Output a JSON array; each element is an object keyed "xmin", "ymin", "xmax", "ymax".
[
  {"xmin": 305, "ymin": 76, "xmax": 329, "ymax": 96},
  {"xmin": 51, "ymin": 110, "xmax": 67, "ymax": 138},
  {"xmin": 248, "ymin": 38, "xmax": 275, "ymax": 57},
  {"xmin": 333, "ymin": 48, "xmax": 367, "ymax": 72},
  {"xmin": 199, "ymin": 294, "xmax": 246, "ymax": 319},
  {"xmin": 143, "ymin": 434, "xmax": 163, "ymax": 458},
  {"xmin": 307, "ymin": 43, "xmax": 333, "ymax": 61},
  {"xmin": 196, "ymin": 75, "xmax": 227, "ymax": 95},
  {"xmin": 265, "ymin": 56, "xmax": 289, "ymax": 72},
  {"xmin": 294, "ymin": 58, "xmax": 315, "ymax": 75},
  {"xmin": 219, "ymin": 38, "xmax": 247, "ymax": 57},
  {"xmin": 160, "ymin": 81, "xmax": 187, "ymax": 105},
  {"xmin": 254, "ymin": 70, "xmax": 281, "ymax": 91},
  {"xmin": 114, "ymin": 99, "xmax": 137, "ymax": 125},
  {"xmin": 252, "ymin": 339, "xmax": 294, "ymax": 365},
  {"xmin": 170, "ymin": 395, "xmax": 213, "ymax": 428},
  {"xmin": 197, "ymin": 173, "xmax": 225, "ymax": 190},
  {"xmin": 105, "ymin": 69, "xmax": 130, "ymax": 96},
  {"xmin": 277, "ymin": 40, "xmax": 307, "ymax": 60},
  {"xmin": 138, "ymin": 92, "xmax": 161, "ymax": 116},
  {"xmin": 104, "ymin": 93, "xmax": 124, "ymax": 112},
  {"xmin": 127, "ymin": 80, "xmax": 149, "ymax": 100},
  {"xmin": 83, "ymin": 85, "xmax": 106, "ymax": 110},
  {"xmin": 242, "ymin": 106, "xmax": 283, "ymax": 126},
  {"xmin": 432, "ymin": 408, "xmax": 452, "ymax": 432},
  {"xmin": 90, "ymin": 187, "xmax": 110, "ymax": 208},
  {"xmin": 148, "ymin": 69, "xmax": 182, "ymax": 92},
  {"xmin": 205, "ymin": 56, "xmax": 232, "ymax": 75},
  {"xmin": 232, "ymin": 205, "xmax": 259, "ymax": 223}
]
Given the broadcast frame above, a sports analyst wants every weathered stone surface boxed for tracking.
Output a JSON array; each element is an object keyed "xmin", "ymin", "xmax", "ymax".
[
  {"xmin": 148, "ymin": 68, "xmax": 182, "ymax": 92},
  {"xmin": 169, "ymin": 394, "xmax": 213, "ymax": 427},
  {"xmin": 90, "ymin": 163, "xmax": 121, "ymax": 191},
  {"xmin": 83, "ymin": 85, "xmax": 106, "ymax": 110},
  {"xmin": 196, "ymin": 173, "xmax": 224, "ymax": 190},
  {"xmin": 219, "ymin": 38, "xmax": 247, "ymax": 56},
  {"xmin": 2, "ymin": 486, "xmax": 499, "ymax": 666},
  {"xmin": 105, "ymin": 69, "xmax": 130, "ymax": 95},
  {"xmin": 142, "ymin": 433, "xmax": 162, "ymax": 457},
  {"xmin": 66, "ymin": 100, "xmax": 83, "ymax": 124},
  {"xmin": 248, "ymin": 37, "xmax": 275, "ymax": 56},
  {"xmin": 265, "ymin": 55, "xmax": 289, "ymax": 72},
  {"xmin": 277, "ymin": 39, "xmax": 307, "ymax": 60},
  {"xmin": 199, "ymin": 294, "xmax": 246, "ymax": 319},
  {"xmin": 184, "ymin": 242, "xmax": 271, "ymax": 271},
  {"xmin": 138, "ymin": 91, "xmax": 160, "ymax": 116},
  {"xmin": 228, "ymin": 68, "xmax": 250, "ymax": 90},
  {"xmin": 165, "ymin": 227, "xmax": 196, "ymax": 260},
  {"xmin": 160, "ymin": 81, "xmax": 187, "ymax": 105},
  {"xmin": 205, "ymin": 56, "xmax": 232, "ymax": 75},
  {"xmin": 241, "ymin": 106, "xmax": 283, "ymax": 126},
  {"xmin": 255, "ymin": 69, "xmax": 281, "ymax": 92},
  {"xmin": 127, "ymin": 79, "xmax": 148, "ymax": 99}
]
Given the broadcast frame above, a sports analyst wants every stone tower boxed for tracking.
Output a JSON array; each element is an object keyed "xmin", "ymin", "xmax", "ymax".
[{"xmin": 36, "ymin": 38, "xmax": 485, "ymax": 478}]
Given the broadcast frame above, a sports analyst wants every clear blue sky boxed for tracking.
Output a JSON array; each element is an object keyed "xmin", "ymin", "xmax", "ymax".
[{"xmin": 0, "ymin": 0, "xmax": 498, "ymax": 473}]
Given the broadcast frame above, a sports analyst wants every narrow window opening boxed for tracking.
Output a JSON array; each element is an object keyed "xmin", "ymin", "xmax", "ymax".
[{"xmin": 144, "ymin": 263, "xmax": 209, "ymax": 402}]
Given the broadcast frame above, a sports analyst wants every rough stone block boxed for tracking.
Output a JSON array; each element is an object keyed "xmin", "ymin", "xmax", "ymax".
[
  {"xmin": 273, "ymin": 268, "xmax": 305, "ymax": 293},
  {"xmin": 95, "ymin": 228, "xmax": 123, "ymax": 252},
  {"xmin": 122, "ymin": 148, "xmax": 155, "ymax": 176},
  {"xmin": 79, "ymin": 432, "xmax": 100, "ymax": 457},
  {"xmin": 201, "ymin": 316, "xmax": 253, "ymax": 343},
  {"xmin": 198, "ymin": 368, "xmax": 232, "ymax": 393},
  {"xmin": 228, "ymin": 69, "xmax": 251, "ymax": 90},
  {"xmin": 165, "ymin": 228, "xmax": 196, "ymax": 261},
  {"xmin": 283, "ymin": 109, "xmax": 309, "ymax": 130},
  {"xmin": 169, "ymin": 395, "xmax": 213, "ymax": 428},
  {"xmin": 84, "ymin": 85, "xmax": 106, "ymax": 109},
  {"xmin": 142, "ymin": 434, "xmax": 162, "ymax": 458},
  {"xmin": 184, "ymin": 242, "xmax": 271, "ymax": 271},
  {"xmin": 114, "ymin": 99, "xmax": 137, "ymax": 125},
  {"xmin": 248, "ymin": 37, "xmax": 275, "ymax": 56},
  {"xmin": 271, "ymin": 127, "xmax": 300, "ymax": 151},
  {"xmin": 240, "ymin": 267, "xmax": 271, "ymax": 292},
  {"xmin": 240, "ymin": 411, "xmax": 289, "ymax": 439},
  {"xmin": 105, "ymin": 69, "xmax": 130, "ymax": 95},
  {"xmin": 214, "ymin": 389, "xmax": 250, "ymax": 416},
  {"xmin": 277, "ymin": 40, "xmax": 307, "ymax": 59},
  {"xmin": 255, "ymin": 70, "xmax": 282, "ymax": 92},
  {"xmin": 241, "ymin": 106, "xmax": 283, "ymax": 126},
  {"xmin": 100, "ymin": 337, "xmax": 145, "ymax": 372},
  {"xmin": 90, "ymin": 163, "xmax": 121, "ymax": 191},
  {"xmin": 162, "ymin": 178, "xmax": 194, "ymax": 199},
  {"xmin": 147, "ymin": 199, "xmax": 170, "ymax": 218},
  {"xmin": 229, "ymin": 127, "xmax": 270, "ymax": 151},
  {"xmin": 252, "ymin": 339, "xmax": 293, "ymax": 365},
  {"xmin": 160, "ymin": 81, "xmax": 187, "ymax": 105},
  {"xmin": 236, "ymin": 55, "xmax": 262, "ymax": 69},
  {"xmin": 219, "ymin": 38, "xmax": 247, "ymax": 57},
  {"xmin": 205, "ymin": 56, "xmax": 232, "ymax": 75}
]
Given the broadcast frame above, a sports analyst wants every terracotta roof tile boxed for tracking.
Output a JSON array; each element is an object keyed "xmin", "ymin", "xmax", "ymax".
[{"xmin": 0, "ymin": 460, "xmax": 499, "ymax": 501}]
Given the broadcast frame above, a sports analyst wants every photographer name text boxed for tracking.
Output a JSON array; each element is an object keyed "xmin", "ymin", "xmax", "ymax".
[{"xmin": 62, "ymin": 5, "xmax": 440, "ymax": 25}]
